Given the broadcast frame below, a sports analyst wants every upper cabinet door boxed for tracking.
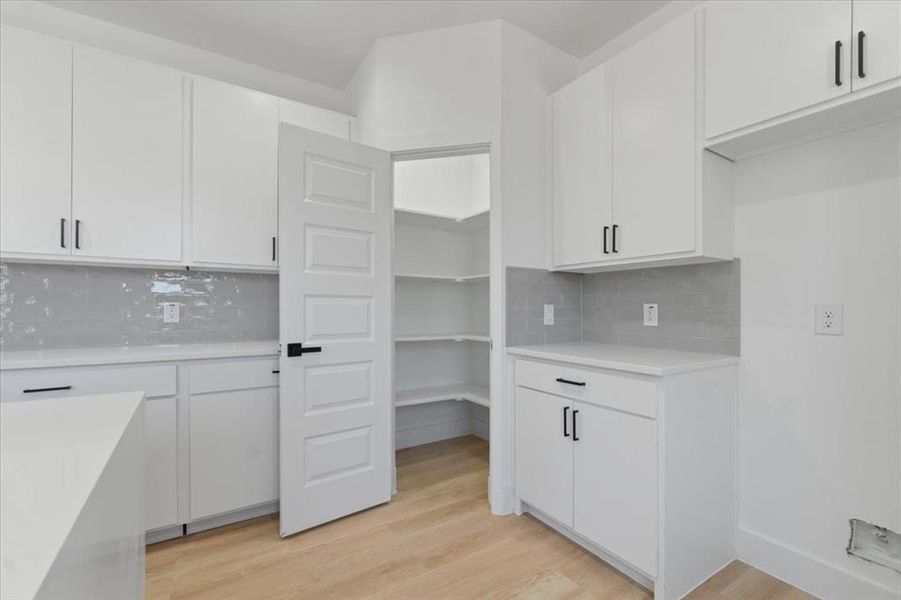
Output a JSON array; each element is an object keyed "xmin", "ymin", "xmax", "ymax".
[
  {"xmin": 551, "ymin": 65, "xmax": 612, "ymax": 267},
  {"xmin": 192, "ymin": 79, "xmax": 278, "ymax": 268},
  {"xmin": 705, "ymin": 1, "xmax": 852, "ymax": 138},
  {"xmin": 0, "ymin": 27, "xmax": 72, "ymax": 257},
  {"xmin": 852, "ymin": 0, "xmax": 901, "ymax": 91},
  {"xmin": 610, "ymin": 13, "xmax": 697, "ymax": 260},
  {"xmin": 73, "ymin": 49, "xmax": 183, "ymax": 261}
]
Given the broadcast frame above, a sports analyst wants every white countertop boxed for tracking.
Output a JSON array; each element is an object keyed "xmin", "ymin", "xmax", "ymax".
[
  {"xmin": 507, "ymin": 343, "xmax": 739, "ymax": 376},
  {"xmin": 0, "ymin": 341, "xmax": 279, "ymax": 370},
  {"xmin": 0, "ymin": 392, "xmax": 144, "ymax": 599}
]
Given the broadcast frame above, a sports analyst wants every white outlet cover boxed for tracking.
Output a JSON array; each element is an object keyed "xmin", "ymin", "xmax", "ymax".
[
  {"xmin": 543, "ymin": 304, "xmax": 554, "ymax": 326},
  {"xmin": 163, "ymin": 302, "xmax": 180, "ymax": 324},
  {"xmin": 815, "ymin": 303, "xmax": 843, "ymax": 335},
  {"xmin": 643, "ymin": 303, "xmax": 658, "ymax": 327}
]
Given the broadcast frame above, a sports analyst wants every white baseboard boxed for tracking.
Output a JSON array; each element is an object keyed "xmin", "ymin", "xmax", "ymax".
[
  {"xmin": 737, "ymin": 527, "xmax": 900, "ymax": 600},
  {"xmin": 186, "ymin": 501, "xmax": 279, "ymax": 535},
  {"xmin": 146, "ymin": 524, "xmax": 183, "ymax": 545},
  {"xmin": 395, "ymin": 417, "xmax": 472, "ymax": 449},
  {"xmin": 470, "ymin": 416, "xmax": 489, "ymax": 441}
]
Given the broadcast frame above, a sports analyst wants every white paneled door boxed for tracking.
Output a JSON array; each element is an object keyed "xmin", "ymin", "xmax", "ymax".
[{"xmin": 278, "ymin": 125, "xmax": 392, "ymax": 536}]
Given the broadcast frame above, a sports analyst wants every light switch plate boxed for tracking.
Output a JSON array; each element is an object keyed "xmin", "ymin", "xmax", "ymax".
[
  {"xmin": 643, "ymin": 303, "xmax": 658, "ymax": 327},
  {"xmin": 815, "ymin": 303, "xmax": 843, "ymax": 335},
  {"xmin": 162, "ymin": 302, "xmax": 180, "ymax": 324},
  {"xmin": 544, "ymin": 304, "xmax": 554, "ymax": 326}
]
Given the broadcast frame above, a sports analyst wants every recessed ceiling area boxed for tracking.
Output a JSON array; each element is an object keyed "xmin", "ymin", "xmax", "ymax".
[{"xmin": 41, "ymin": 0, "xmax": 669, "ymax": 90}]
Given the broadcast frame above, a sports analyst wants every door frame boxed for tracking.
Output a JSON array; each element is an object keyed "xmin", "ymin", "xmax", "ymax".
[{"xmin": 390, "ymin": 142, "xmax": 506, "ymax": 512}]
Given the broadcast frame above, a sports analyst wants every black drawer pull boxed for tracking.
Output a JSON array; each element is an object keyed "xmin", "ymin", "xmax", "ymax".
[
  {"xmin": 271, "ymin": 369, "xmax": 280, "ymax": 374},
  {"xmin": 24, "ymin": 385, "xmax": 72, "ymax": 394},
  {"xmin": 556, "ymin": 377, "xmax": 586, "ymax": 387}
]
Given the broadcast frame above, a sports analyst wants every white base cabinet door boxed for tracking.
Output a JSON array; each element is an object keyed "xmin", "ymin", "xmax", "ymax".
[
  {"xmin": 705, "ymin": 1, "xmax": 852, "ymax": 138},
  {"xmin": 573, "ymin": 401, "xmax": 657, "ymax": 577},
  {"xmin": 72, "ymin": 48, "xmax": 183, "ymax": 262},
  {"xmin": 0, "ymin": 26, "xmax": 72, "ymax": 258},
  {"xmin": 515, "ymin": 387, "xmax": 573, "ymax": 526},
  {"xmin": 189, "ymin": 386, "xmax": 279, "ymax": 520},
  {"xmin": 145, "ymin": 396, "xmax": 179, "ymax": 531}
]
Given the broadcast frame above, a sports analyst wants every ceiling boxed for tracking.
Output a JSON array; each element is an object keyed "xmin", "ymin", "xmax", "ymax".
[{"xmin": 42, "ymin": 1, "xmax": 669, "ymax": 90}]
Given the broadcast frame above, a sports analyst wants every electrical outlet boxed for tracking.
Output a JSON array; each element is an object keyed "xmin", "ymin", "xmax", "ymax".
[
  {"xmin": 815, "ymin": 303, "xmax": 843, "ymax": 335},
  {"xmin": 162, "ymin": 302, "xmax": 180, "ymax": 324},
  {"xmin": 643, "ymin": 303, "xmax": 658, "ymax": 327},
  {"xmin": 543, "ymin": 304, "xmax": 555, "ymax": 326}
]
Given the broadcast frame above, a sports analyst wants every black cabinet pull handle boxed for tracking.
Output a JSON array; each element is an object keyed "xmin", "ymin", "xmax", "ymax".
[
  {"xmin": 563, "ymin": 406, "xmax": 570, "ymax": 437},
  {"xmin": 858, "ymin": 31, "xmax": 866, "ymax": 79},
  {"xmin": 556, "ymin": 377, "xmax": 586, "ymax": 387},
  {"xmin": 272, "ymin": 236, "xmax": 276, "ymax": 261},
  {"xmin": 60, "ymin": 218, "xmax": 66, "ymax": 248},
  {"xmin": 835, "ymin": 40, "xmax": 843, "ymax": 86},
  {"xmin": 572, "ymin": 409, "xmax": 580, "ymax": 441},
  {"xmin": 603, "ymin": 226, "xmax": 609, "ymax": 254},
  {"xmin": 24, "ymin": 385, "xmax": 72, "ymax": 394},
  {"xmin": 271, "ymin": 369, "xmax": 280, "ymax": 374},
  {"xmin": 75, "ymin": 219, "xmax": 81, "ymax": 249},
  {"xmin": 612, "ymin": 224, "xmax": 619, "ymax": 253}
]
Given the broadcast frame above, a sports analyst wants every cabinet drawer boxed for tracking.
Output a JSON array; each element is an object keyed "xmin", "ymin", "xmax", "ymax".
[
  {"xmin": 0, "ymin": 363, "xmax": 176, "ymax": 402},
  {"xmin": 515, "ymin": 359, "xmax": 657, "ymax": 419},
  {"xmin": 188, "ymin": 357, "xmax": 279, "ymax": 394}
]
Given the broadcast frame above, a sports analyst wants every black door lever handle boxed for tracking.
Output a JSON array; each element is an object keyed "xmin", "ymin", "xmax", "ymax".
[{"xmin": 287, "ymin": 343, "xmax": 322, "ymax": 357}]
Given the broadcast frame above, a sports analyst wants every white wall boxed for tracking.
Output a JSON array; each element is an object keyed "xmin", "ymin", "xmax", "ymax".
[
  {"xmin": 348, "ymin": 21, "xmax": 502, "ymax": 151},
  {"xmin": 394, "ymin": 154, "xmax": 489, "ymax": 218},
  {"xmin": 0, "ymin": 0, "xmax": 351, "ymax": 113},
  {"xmin": 500, "ymin": 22, "xmax": 580, "ymax": 268},
  {"xmin": 735, "ymin": 120, "xmax": 901, "ymax": 599}
]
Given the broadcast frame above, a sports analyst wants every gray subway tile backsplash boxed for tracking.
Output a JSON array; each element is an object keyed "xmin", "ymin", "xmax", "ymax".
[
  {"xmin": 0, "ymin": 262, "xmax": 278, "ymax": 351},
  {"xmin": 506, "ymin": 260, "xmax": 740, "ymax": 355}
]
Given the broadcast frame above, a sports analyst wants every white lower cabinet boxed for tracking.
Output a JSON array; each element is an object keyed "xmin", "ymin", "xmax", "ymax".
[
  {"xmin": 188, "ymin": 358, "xmax": 279, "ymax": 520},
  {"xmin": 0, "ymin": 351, "xmax": 279, "ymax": 541},
  {"xmin": 514, "ymin": 357, "xmax": 737, "ymax": 600},
  {"xmin": 0, "ymin": 363, "xmax": 179, "ymax": 532},
  {"xmin": 572, "ymin": 401, "xmax": 657, "ymax": 577},
  {"xmin": 515, "ymin": 388, "xmax": 573, "ymax": 526},
  {"xmin": 145, "ymin": 396, "xmax": 179, "ymax": 531}
]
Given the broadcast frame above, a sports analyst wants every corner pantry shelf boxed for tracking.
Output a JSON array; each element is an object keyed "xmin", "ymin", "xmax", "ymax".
[
  {"xmin": 395, "ymin": 383, "xmax": 490, "ymax": 408},
  {"xmin": 394, "ymin": 334, "xmax": 490, "ymax": 343},
  {"xmin": 395, "ymin": 273, "xmax": 489, "ymax": 282}
]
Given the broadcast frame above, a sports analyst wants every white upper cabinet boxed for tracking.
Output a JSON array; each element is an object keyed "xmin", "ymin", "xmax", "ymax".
[
  {"xmin": 192, "ymin": 78, "xmax": 278, "ymax": 269},
  {"xmin": 852, "ymin": 0, "xmax": 901, "ymax": 91},
  {"xmin": 705, "ymin": 1, "xmax": 852, "ymax": 139},
  {"xmin": 551, "ymin": 65, "xmax": 612, "ymax": 267},
  {"xmin": 549, "ymin": 11, "xmax": 733, "ymax": 271},
  {"xmin": 72, "ymin": 49, "xmax": 183, "ymax": 262},
  {"xmin": 0, "ymin": 27, "xmax": 72, "ymax": 257},
  {"xmin": 609, "ymin": 13, "xmax": 696, "ymax": 260}
]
